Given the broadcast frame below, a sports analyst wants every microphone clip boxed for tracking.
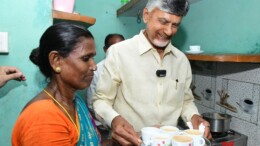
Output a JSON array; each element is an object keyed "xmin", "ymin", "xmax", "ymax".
[{"xmin": 156, "ymin": 70, "xmax": 166, "ymax": 77}]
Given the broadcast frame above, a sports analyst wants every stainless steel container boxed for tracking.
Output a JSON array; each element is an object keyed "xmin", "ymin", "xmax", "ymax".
[{"xmin": 202, "ymin": 112, "xmax": 232, "ymax": 133}]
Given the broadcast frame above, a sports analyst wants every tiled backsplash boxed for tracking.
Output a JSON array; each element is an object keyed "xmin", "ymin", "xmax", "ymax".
[{"xmin": 191, "ymin": 61, "xmax": 260, "ymax": 146}]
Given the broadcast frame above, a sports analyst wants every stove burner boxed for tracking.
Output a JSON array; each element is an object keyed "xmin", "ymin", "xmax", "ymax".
[
  {"xmin": 210, "ymin": 129, "xmax": 247, "ymax": 146},
  {"xmin": 211, "ymin": 130, "xmax": 236, "ymax": 138},
  {"xmin": 211, "ymin": 132, "xmax": 228, "ymax": 138}
]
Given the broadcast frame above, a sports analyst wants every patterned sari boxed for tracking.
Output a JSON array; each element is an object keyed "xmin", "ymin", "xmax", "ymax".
[{"xmin": 75, "ymin": 95, "xmax": 101, "ymax": 146}]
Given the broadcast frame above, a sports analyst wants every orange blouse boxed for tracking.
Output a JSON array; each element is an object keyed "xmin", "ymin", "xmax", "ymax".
[{"xmin": 12, "ymin": 99, "xmax": 78, "ymax": 146}]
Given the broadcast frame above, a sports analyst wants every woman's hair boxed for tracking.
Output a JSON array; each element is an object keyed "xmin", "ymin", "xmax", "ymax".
[
  {"xmin": 145, "ymin": 0, "xmax": 189, "ymax": 16},
  {"xmin": 30, "ymin": 22, "xmax": 94, "ymax": 78}
]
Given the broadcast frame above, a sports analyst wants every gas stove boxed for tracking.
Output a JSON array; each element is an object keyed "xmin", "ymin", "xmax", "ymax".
[{"xmin": 210, "ymin": 129, "xmax": 248, "ymax": 146}]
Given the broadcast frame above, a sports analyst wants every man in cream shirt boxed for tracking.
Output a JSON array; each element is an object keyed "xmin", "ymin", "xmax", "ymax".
[{"xmin": 93, "ymin": 0, "xmax": 211, "ymax": 145}]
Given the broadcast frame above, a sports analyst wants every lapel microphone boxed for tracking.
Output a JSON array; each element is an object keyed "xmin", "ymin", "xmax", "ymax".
[{"xmin": 156, "ymin": 70, "xmax": 166, "ymax": 77}]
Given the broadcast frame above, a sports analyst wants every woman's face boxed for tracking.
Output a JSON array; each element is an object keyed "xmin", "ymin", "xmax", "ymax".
[{"xmin": 59, "ymin": 37, "xmax": 96, "ymax": 90}]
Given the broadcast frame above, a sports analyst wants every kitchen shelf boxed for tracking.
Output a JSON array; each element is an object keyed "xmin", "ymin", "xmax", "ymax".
[
  {"xmin": 52, "ymin": 10, "xmax": 96, "ymax": 28},
  {"xmin": 186, "ymin": 54, "xmax": 260, "ymax": 63}
]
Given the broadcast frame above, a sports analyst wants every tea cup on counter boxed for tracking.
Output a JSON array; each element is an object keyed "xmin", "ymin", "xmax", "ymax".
[
  {"xmin": 183, "ymin": 129, "xmax": 205, "ymax": 146},
  {"xmin": 141, "ymin": 127, "xmax": 161, "ymax": 145},
  {"xmin": 172, "ymin": 135, "xmax": 193, "ymax": 146},
  {"xmin": 160, "ymin": 125, "xmax": 180, "ymax": 137},
  {"xmin": 146, "ymin": 133, "xmax": 171, "ymax": 146},
  {"xmin": 189, "ymin": 45, "xmax": 201, "ymax": 52}
]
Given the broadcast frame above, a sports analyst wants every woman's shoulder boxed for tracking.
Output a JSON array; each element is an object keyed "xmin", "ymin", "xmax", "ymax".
[
  {"xmin": 19, "ymin": 99, "xmax": 62, "ymax": 120},
  {"xmin": 25, "ymin": 98, "xmax": 54, "ymax": 109},
  {"xmin": 12, "ymin": 99, "xmax": 78, "ymax": 146}
]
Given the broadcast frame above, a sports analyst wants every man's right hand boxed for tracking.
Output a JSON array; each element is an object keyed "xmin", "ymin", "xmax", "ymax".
[{"xmin": 111, "ymin": 115, "xmax": 142, "ymax": 145}]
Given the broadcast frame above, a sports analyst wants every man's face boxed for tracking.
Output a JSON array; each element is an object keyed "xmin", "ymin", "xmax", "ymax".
[{"xmin": 143, "ymin": 7, "xmax": 182, "ymax": 48}]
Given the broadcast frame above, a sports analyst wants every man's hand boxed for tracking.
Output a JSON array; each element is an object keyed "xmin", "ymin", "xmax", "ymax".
[
  {"xmin": 111, "ymin": 115, "xmax": 142, "ymax": 145},
  {"xmin": 0, "ymin": 66, "xmax": 26, "ymax": 88},
  {"xmin": 191, "ymin": 114, "xmax": 212, "ymax": 140}
]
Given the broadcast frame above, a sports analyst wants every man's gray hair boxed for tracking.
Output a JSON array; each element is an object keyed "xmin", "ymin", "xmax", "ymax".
[{"xmin": 145, "ymin": 0, "xmax": 189, "ymax": 16}]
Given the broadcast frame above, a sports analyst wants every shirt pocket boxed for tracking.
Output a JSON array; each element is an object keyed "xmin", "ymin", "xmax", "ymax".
[{"xmin": 163, "ymin": 79, "xmax": 185, "ymax": 106}]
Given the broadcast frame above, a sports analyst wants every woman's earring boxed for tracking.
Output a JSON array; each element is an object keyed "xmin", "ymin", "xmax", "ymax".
[{"xmin": 55, "ymin": 67, "xmax": 61, "ymax": 73}]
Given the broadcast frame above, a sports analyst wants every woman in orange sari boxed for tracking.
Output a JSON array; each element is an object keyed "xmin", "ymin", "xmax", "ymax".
[{"xmin": 12, "ymin": 22, "xmax": 101, "ymax": 146}]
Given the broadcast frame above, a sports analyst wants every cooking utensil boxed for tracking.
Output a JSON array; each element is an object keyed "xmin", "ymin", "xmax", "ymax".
[{"xmin": 202, "ymin": 112, "xmax": 232, "ymax": 133}]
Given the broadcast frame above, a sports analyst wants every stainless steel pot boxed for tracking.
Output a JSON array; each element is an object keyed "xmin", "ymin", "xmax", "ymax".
[{"xmin": 202, "ymin": 112, "xmax": 232, "ymax": 133}]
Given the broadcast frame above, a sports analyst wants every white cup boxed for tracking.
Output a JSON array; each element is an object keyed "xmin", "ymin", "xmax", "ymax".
[
  {"xmin": 242, "ymin": 98, "xmax": 254, "ymax": 112},
  {"xmin": 202, "ymin": 88, "xmax": 212, "ymax": 101},
  {"xmin": 141, "ymin": 127, "xmax": 161, "ymax": 145},
  {"xmin": 172, "ymin": 135, "xmax": 193, "ymax": 146},
  {"xmin": 183, "ymin": 129, "xmax": 205, "ymax": 146},
  {"xmin": 189, "ymin": 45, "xmax": 201, "ymax": 52},
  {"xmin": 147, "ymin": 133, "xmax": 171, "ymax": 146},
  {"xmin": 160, "ymin": 125, "xmax": 179, "ymax": 137}
]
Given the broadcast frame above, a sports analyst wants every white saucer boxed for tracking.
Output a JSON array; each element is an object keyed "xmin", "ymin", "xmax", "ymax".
[{"xmin": 185, "ymin": 50, "xmax": 204, "ymax": 54}]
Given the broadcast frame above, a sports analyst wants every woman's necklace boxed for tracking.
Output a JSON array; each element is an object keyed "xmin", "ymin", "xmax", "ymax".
[{"xmin": 43, "ymin": 89, "xmax": 80, "ymax": 141}]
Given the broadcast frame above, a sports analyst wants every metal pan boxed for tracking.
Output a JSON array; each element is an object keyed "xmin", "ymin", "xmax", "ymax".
[{"xmin": 202, "ymin": 112, "xmax": 232, "ymax": 133}]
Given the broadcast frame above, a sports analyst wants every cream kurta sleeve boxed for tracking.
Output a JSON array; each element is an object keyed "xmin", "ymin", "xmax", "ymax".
[{"xmin": 180, "ymin": 59, "xmax": 200, "ymax": 122}]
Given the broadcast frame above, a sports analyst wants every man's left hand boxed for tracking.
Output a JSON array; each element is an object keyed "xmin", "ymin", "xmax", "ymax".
[{"xmin": 191, "ymin": 114, "xmax": 212, "ymax": 140}]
